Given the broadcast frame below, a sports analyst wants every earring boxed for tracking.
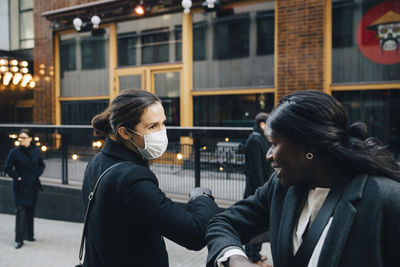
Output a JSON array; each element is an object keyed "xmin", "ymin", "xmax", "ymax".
[{"xmin": 306, "ymin": 152, "xmax": 313, "ymax": 160}]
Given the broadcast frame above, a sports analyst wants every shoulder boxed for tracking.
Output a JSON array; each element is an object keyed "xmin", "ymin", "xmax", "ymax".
[
  {"xmin": 7, "ymin": 147, "xmax": 19, "ymax": 157},
  {"xmin": 359, "ymin": 176, "xmax": 400, "ymax": 213},
  {"xmin": 365, "ymin": 176, "xmax": 400, "ymax": 199},
  {"xmin": 110, "ymin": 161, "xmax": 158, "ymax": 184},
  {"xmin": 245, "ymin": 136, "xmax": 261, "ymax": 148}
]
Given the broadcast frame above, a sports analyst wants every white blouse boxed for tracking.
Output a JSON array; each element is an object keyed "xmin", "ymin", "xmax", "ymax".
[{"xmin": 293, "ymin": 187, "xmax": 332, "ymax": 267}]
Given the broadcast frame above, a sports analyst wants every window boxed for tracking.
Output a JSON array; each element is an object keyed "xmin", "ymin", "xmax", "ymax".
[
  {"xmin": 194, "ymin": 93, "xmax": 274, "ymax": 127},
  {"xmin": 117, "ymin": 32, "xmax": 137, "ymax": 66},
  {"xmin": 193, "ymin": 1, "xmax": 275, "ymax": 90},
  {"xmin": 59, "ymin": 30, "xmax": 110, "ymax": 97},
  {"xmin": 257, "ymin": 11, "xmax": 274, "ymax": 55},
  {"xmin": 141, "ymin": 28, "xmax": 169, "ymax": 64},
  {"xmin": 61, "ymin": 100, "xmax": 109, "ymax": 125},
  {"xmin": 60, "ymin": 39, "xmax": 76, "ymax": 75},
  {"xmin": 333, "ymin": 90, "xmax": 400, "ymax": 160},
  {"xmin": 332, "ymin": 0, "xmax": 400, "ymax": 83},
  {"xmin": 19, "ymin": 0, "xmax": 34, "ymax": 49},
  {"xmin": 214, "ymin": 14, "xmax": 250, "ymax": 60},
  {"xmin": 81, "ymin": 37, "xmax": 106, "ymax": 70},
  {"xmin": 175, "ymin": 26, "xmax": 182, "ymax": 62},
  {"xmin": 174, "ymin": 23, "xmax": 206, "ymax": 62},
  {"xmin": 194, "ymin": 22, "xmax": 207, "ymax": 61},
  {"xmin": 332, "ymin": 0, "xmax": 354, "ymax": 48}
]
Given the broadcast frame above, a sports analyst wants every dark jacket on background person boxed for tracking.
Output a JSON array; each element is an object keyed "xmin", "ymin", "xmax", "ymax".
[
  {"xmin": 206, "ymin": 173, "xmax": 400, "ymax": 267},
  {"xmin": 243, "ymin": 126, "xmax": 272, "ymax": 198},
  {"xmin": 4, "ymin": 145, "xmax": 45, "ymax": 207},
  {"xmin": 82, "ymin": 138, "xmax": 219, "ymax": 267}
]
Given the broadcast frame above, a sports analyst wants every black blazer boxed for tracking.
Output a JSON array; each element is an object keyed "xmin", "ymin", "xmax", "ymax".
[
  {"xmin": 4, "ymin": 145, "xmax": 45, "ymax": 206},
  {"xmin": 243, "ymin": 126, "xmax": 272, "ymax": 198},
  {"xmin": 206, "ymin": 173, "xmax": 400, "ymax": 267},
  {"xmin": 82, "ymin": 138, "xmax": 219, "ymax": 267}
]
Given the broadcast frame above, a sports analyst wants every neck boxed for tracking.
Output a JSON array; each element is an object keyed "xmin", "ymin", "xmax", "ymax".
[
  {"xmin": 109, "ymin": 134, "xmax": 142, "ymax": 158},
  {"xmin": 307, "ymin": 162, "xmax": 342, "ymax": 189}
]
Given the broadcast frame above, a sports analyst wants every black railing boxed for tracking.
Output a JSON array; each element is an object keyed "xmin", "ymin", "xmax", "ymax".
[{"xmin": 0, "ymin": 124, "xmax": 252, "ymax": 201}]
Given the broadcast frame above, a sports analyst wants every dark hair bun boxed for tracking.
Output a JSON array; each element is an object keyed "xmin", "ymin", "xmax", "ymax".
[
  {"xmin": 348, "ymin": 122, "xmax": 368, "ymax": 141},
  {"xmin": 91, "ymin": 109, "xmax": 112, "ymax": 136}
]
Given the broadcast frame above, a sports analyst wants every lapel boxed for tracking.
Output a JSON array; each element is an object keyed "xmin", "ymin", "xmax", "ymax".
[
  {"xmin": 317, "ymin": 174, "xmax": 368, "ymax": 267},
  {"xmin": 18, "ymin": 146, "xmax": 37, "ymax": 171},
  {"xmin": 277, "ymin": 184, "xmax": 307, "ymax": 267}
]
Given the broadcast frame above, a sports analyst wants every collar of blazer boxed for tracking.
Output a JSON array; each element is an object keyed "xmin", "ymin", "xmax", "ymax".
[
  {"xmin": 276, "ymin": 174, "xmax": 368, "ymax": 267},
  {"xmin": 101, "ymin": 138, "xmax": 148, "ymax": 167}
]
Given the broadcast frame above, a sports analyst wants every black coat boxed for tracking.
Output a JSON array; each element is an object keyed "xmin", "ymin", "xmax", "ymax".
[
  {"xmin": 206, "ymin": 173, "xmax": 400, "ymax": 267},
  {"xmin": 82, "ymin": 138, "xmax": 219, "ymax": 267},
  {"xmin": 4, "ymin": 145, "xmax": 45, "ymax": 207},
  {"xmin": 243, "ymin": 126, "xmax": 272, "ymax": 198}
]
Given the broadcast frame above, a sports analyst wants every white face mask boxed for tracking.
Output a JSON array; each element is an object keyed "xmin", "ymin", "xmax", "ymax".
[{"xmin": 127, "ymin": 128, "xmax": 168, "ymax": 160}]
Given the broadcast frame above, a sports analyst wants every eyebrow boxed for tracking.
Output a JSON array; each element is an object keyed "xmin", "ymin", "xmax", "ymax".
[{"xmin": 145, "ymin": 120, "xmax": 166, "ymax": 127}]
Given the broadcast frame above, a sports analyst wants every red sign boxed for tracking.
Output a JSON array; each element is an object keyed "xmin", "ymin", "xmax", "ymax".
[{"xmin": 356, "ymin": 1, "xmax": 400, "ymax": 65}]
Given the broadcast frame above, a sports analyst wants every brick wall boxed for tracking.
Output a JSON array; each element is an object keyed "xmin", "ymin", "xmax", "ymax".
[
  {"xmin": 33, "ymin": 0, "xmax": 97, "ymax": 123},
  {"xmin": 276, "ymin": 0, "xmax": 326, "ymax": 100}
]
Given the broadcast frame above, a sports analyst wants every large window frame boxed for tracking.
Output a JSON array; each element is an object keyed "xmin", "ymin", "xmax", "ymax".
[
  {"xmin": 55, "ymin": 1, "xmax": 277, "ymax": 126},
  {"xmin": 19, "ymin": 0, "xmax": 34, "ymax": 49},
  {"xmin": 327, "ymin": 0, "xmax": 400, "ymax": 158}
]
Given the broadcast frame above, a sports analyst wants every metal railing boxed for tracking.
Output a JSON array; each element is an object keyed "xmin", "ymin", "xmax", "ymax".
[{"xmin": 0, "ymin": 124, "xmax": 252, "ymax": 202}]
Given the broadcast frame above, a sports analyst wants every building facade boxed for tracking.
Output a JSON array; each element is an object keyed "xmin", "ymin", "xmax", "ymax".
[
  {"xmin": 0, "ymin": 0, "xmax": 35, "ymax": 123},
  {"xmin": 16, "ymin": 0, "xmax": 400, "ymax": 157}
]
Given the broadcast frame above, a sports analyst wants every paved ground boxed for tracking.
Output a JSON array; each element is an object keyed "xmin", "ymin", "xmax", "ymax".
[{"xmin": 0, "ymin": 213, "xmax": 272, "ymax": 267}]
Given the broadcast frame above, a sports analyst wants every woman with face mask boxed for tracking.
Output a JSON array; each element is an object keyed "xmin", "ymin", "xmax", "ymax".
[
  {"xmin": 206, "ymin": 90, "xmax": 400, "ymax": 267},
  {"xmin": 81, "ymin": 89, "xmax": 218, "ymax": 267},
  {"xmin": 4, "ymin": 129, "xmax": 45, "ymax": 249}
]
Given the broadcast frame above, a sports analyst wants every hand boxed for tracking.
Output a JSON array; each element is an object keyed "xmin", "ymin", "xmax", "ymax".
[
  {"xmin": 17, "ymin": 177, "xmax": 22, "ymax": 181},
  {"xmin": 189, "ymin": 187, "xmax": 214, "ymax": 201},
  {"xmin": 227, "ymin": 255, "xmax": 263, "ymax": 267}
]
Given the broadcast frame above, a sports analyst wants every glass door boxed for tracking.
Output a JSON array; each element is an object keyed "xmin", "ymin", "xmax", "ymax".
[
  {"xmin": 151, "ymin": 69, "xmax": 181, "ymax": 126},
  {"xmin": 116, "ymin": 69, "xmax": 145, "ymax": 92}
]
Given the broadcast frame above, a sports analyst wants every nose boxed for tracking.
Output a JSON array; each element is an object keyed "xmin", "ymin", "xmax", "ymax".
[{"xmin": 266, "ymin": 147, "xmax": 273, "ymax": 161}]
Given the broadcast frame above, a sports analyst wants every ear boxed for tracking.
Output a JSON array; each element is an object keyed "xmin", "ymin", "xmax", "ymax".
[
  {"xmin": 259, "ymin": 121, "xmax": 266, "ymax": 130},
  {"xmin": 304, "ymin": 145, "xmax": 317, "ymax": 157},
  {"xmin": 117, "ymin": 127, "xmax": 131, "ymax": 141}
]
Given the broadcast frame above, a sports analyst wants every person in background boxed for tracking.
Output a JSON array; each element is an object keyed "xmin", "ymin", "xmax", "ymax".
[
  {"xmin": 206, "ymin": 90, "xmax": 400, "ymax": 267},
  {"xmin": 5, "ymin": 129, "xmax": 45, "ymax": 249},
  {"xmin": 82, "ymin": 89, "xmax": 219, "ymax": 267},
  {"xmin": 243, "ymin": 112, "xmax": 273, "ymax": 266}
]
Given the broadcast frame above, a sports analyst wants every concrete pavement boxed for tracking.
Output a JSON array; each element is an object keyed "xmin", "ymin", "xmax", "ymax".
[{"xmin": 0, "ymin": 213, "xmax": 272, "ymax": 267}]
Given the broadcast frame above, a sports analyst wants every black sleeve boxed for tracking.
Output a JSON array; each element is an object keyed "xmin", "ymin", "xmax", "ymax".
[
  {"xmin": 120, "ymin": 173, "xmax": 219, "ymax": 251},
  {"xmin": 4, "ymin": 149, "xmax": 18, "ymax": 180},
  {"xmin": 36, "ymin": 148, "xmax": 45, "ymax": 177},
  {"xmin": 245, "ymin": 138, "xmax": 265, "ymax": 189},
  {"xmin": 206, "ymin": 176, "xmax": 276, "ymax": 267}
]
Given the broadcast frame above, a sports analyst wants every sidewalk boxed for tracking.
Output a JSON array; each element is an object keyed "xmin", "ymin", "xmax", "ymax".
[{"xmin": 0, "ymin": 213, "xmax": 272, "ymax": 267}]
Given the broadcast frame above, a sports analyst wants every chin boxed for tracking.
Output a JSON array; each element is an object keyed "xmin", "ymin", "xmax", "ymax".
[{"xmin": 278, "ymin": 177, "xmax": 290, "ymax": 187}]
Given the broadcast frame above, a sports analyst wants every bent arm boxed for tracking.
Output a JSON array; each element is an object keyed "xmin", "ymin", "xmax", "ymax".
[
  {"xmin": 4, "ymin": 150, "xmax": 18, "ymax": 179},
  {"xmin": 206, "ymin": 178, "xmax": 274, "ymax": 267},
  {"xmin": 122, "ymin": 178, "xmax": 219, "ymax": 251},
  {"xmin": 36, "ymin": 151, "xmax": 45, "ymax": 177}
]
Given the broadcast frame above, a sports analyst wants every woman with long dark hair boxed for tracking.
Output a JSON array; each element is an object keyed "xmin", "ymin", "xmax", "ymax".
[
  {"xmin": 5, "ymin": 129, "xmax": 45, "ymax": 249},
  {"xmin": 82, "ymin": 89, "xmax": 218, "ymax": 267},
  {"xmin": 206, "ymin": 90, "xmax": 400, "ymax": 267}
]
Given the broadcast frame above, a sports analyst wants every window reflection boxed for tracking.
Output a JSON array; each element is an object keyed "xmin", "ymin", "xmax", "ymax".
[
  {"xmin": 333, "ymin": 90, "xmax": 400, "ymax": 160},
  {"xmin": 194, "ymin": 93, "xmax": 274, "ymax": 127}
]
